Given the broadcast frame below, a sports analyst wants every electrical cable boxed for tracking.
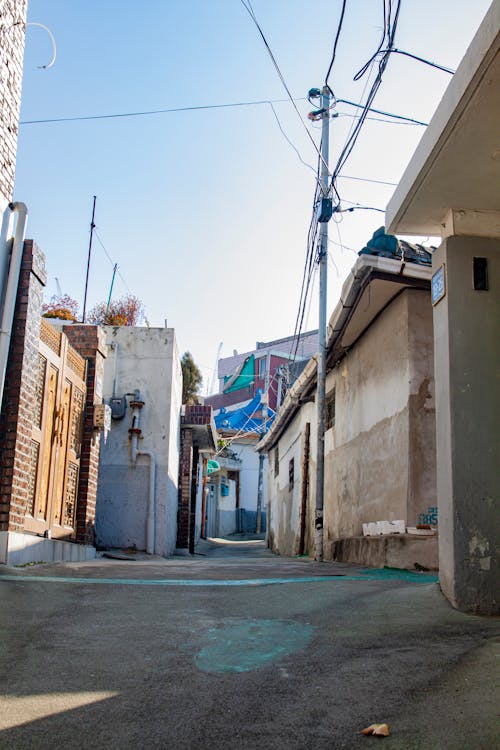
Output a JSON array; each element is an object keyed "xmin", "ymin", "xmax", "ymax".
[
  {"xmin": 337, "ymin": 173, "xmax": 398, "ymax": 187},
  {"xmin": 324, "ymin": 0, "xmax": 347, "ymax": 85},
  {"xmin": 239, "ymin": 0, "xmax": 330, "ymax": 188},
  {"xmin": 94, "ymin": 229, "xmax": 132, "ymax": 293},
  {"xmin": 329, "ymin": 0, "xmax": 402, "ymax": 198},
  {"xmin": 377, "ymin": 47, "xmax": 455, "ymax": 75},
  {"xmin": 335, "ymin": 98, "xmax": 428, "ymax": 126},
  {"xmin": 20, "ymin": 96, "xmax": 298, "ymax": 125},
  {"xmin": 337, "ymin": 204, "xmax": 385, "ymax": 214}
]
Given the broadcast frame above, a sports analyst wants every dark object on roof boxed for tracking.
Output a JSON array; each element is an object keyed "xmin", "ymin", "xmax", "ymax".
[{"xmin": 358, "ymin": 227, "xmax": 433, "ymax": 266}]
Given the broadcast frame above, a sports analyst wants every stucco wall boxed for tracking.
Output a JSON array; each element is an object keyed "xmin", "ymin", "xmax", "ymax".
[
  {"xmin": 266, "ymin": 286, "xmax": 436, "ymax": 558},
  {"xmin": 266, "ymin": 401, "xmax": 316, "ymax": 556},
  {"xmin": 324, "ymin": 289, "xmax": 435, "ymax": 544},
  {"xmin": 95, "ymin": 326, "xmax": 181, "ymax": 556},
  {"xmin": 433, "ymin": 236, "xmax": 500, "ymax": 614}
]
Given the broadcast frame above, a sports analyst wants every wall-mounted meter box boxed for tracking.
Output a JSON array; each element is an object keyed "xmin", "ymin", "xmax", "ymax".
[
  {"xmin": 109, "ymin": 395, "xmax": 127, "ymax": 420},
  {"xmin": 94, "ymin": 403, "xmax": 112, "ymax": 431}
]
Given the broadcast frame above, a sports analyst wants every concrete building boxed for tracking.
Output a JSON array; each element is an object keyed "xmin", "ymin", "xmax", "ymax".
[
  {"xmin": 206, "ymin": 330, "xmax": 319, "ymax": 414},
  {"xmin": 205, "ymin": 331, "xmax": 319, "ymax": 537},
  {"xmin": 386, "ymin": 0, "xmax": 500, "ymax": 614},
  {"xmin": 259, "ymin": 248, "xmax": 438, "ymax": 570},
  {"xmin": 95, "ymin": 325, "xmax": 183, "ymax": 557}
]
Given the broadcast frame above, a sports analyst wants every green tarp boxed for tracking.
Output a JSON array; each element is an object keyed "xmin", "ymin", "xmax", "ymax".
[{"xmin": 223, "ymin": 354, "xmax": 255, "ymax": 394}]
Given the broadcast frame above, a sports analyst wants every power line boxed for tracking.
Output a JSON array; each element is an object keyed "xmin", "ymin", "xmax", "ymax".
[
  {"xmin": 337, "ymin": 173, "xmax": 398, "ymax": 187},
  {"xmin": 380, "ymin": 47, "xmax": 455, "ymax": 75},
  {"xmin": 94, "ymin": 230, "xmax": 132, "ymax": 294},
  {"xmin": 328, "ymin": 0, "xmax": 402, "ymax": 203},
  {"xmin": 324, "ymin": 0, "xmax": 347, "ymax": 85},
  {"xmin": 20, "ymin": 96, "xmax": 428, "ymax": 130},
  {"xmin": 335, "ymin": 101, "xmax": 428, "ymax": 126},
  {"xmin": 337, "ymin": 204, "xmax": 385, "ymax": 214},
  {"xmin": 239, "ymin": 0, "xmax": 330, "ymax": 188},
  {"xmin": 19, "ymin": 97, "xmax": 296, "ymax": 125}
]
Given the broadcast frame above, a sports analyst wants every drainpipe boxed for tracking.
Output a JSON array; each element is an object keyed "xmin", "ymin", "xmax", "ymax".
[
  {"xmin": 129, "ymin": 390, "xmax": 157, "ymax": 555},
  {"xmin": 0, "ymin": 202, "xmax": 28, "ymax": 410}
]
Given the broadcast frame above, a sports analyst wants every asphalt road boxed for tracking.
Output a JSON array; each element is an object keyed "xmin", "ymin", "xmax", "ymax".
[{"xmin": 0, "ymin": 537, "xmax": 498, "ymax": 750}]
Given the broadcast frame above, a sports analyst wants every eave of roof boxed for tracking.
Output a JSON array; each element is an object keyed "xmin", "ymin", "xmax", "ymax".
[{"xmin": 257, "ymin": 255, "xmax": 431, "ymax": 452}]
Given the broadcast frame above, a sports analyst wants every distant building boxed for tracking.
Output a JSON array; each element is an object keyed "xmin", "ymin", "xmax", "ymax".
[{"xmin": 204, "ymin": 331, "xmax": 319, "ymax": 537}]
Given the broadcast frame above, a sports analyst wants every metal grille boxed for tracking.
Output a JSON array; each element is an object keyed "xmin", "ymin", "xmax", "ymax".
[
  {"xmin": 40, "ymin": 318, "xmax": 62, "ymax": 355},
  {"xmin": 70, "ymin": 387, "xmax": 85, "ymax": 455},
  {"xmin": 63, "ymin": 462, "xmax": 79, "ymax": 527},
  {"xmin": 34, "ymin": 354, "xmax": 46, "ymax": 428},
  {"xmin": 28, "ymin": 440, "xmax": 40, "ymax": 516}
]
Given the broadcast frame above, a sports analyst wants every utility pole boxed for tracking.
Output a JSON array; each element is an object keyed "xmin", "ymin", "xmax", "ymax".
[
  {"xmin": 82, "ymin": 195, "xmax": 96, "ymax": 323},
  {"xmin": 256, "ymin": 352, "xmax": 270, "ymax": 534},
  {"xmin": 313, "ymin": 86, "xmax": 331, "ymax": 562}
]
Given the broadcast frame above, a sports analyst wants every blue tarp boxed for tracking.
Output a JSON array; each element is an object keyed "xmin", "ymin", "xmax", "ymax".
[
  {"xmin": 358, "ymin": 227, "xmax": 433, "ymax": 266},
  {"xmin": 215, "ymin": 392, "xmax": 276, "ymax": 434}
]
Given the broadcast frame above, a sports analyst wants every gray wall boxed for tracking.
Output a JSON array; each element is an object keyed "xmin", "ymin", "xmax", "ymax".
[
  {"xmin": 95, "ymin": 326, "xmax": 182, "ymax": 556},
  {"xmin": 266, "ymin": 287, "xmax": 436, "ymax": 558},
  {"xmin": 433, "ymin": 236, "xmax": 500, "ymax": 614},
  {"xmin": 325, "ymin": 288, "xmax": 436, "ymax": 541}
]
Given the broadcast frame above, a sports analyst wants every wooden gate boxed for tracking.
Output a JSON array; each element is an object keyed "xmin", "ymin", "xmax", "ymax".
[{"xmin": 24, "ymin": 319, "xmax": 87, "ymax": 540}]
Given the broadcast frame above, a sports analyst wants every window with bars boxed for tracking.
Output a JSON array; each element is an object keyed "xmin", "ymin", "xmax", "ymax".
[
  {"xmin": 289, "ymin": 457, "xmax": 294, "ymax": 491},
  {"xmin": 274, "ymin": 446, "xmax": 279, "ymax": 477}
]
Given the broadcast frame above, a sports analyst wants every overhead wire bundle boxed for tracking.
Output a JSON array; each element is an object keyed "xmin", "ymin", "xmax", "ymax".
[{"xmin": 327, "ymin": 0, "xmax": 402, "ymax": 204}]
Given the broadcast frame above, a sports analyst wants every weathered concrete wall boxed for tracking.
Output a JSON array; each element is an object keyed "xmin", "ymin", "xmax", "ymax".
[
  {"xmin": 265, "ymin": 287, "xmax": 436, "ymax": 562},
  {"xmin": 433, "ymin": 236, "xmax": 500, "ymax": 614},
  {"xmin": 329, "ymin": 534, "xmax": 438, "ymax": 570},
  {"xmin": 95, "ymin": 326, "xmax": 181, "ymax": 556},
  {"xmin": 266, "ymin": 401, "xmax": 316, "ymax": 556},
  {"xmin": 0, "ymin": 0, "xmax": 27, "ymax": 209},
  {"xmin": 323, "ymin": 289, "xmax": 435, "ymax": 550}
]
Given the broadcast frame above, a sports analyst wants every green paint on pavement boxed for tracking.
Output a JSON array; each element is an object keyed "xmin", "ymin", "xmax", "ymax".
[
  {"xmin": 195, "ymin": 619, "xmax": 315, "ymax": 673},
  {"xmin": 0, "ymin": 571, "xmax": 438, "ymax": 586}
]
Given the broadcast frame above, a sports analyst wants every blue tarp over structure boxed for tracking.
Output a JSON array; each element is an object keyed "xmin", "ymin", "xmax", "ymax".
[{"xmin": 215, "ymin": 392, "xmax": 276, "ymax": 434}]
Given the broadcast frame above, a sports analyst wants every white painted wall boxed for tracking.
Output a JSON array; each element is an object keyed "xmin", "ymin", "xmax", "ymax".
[
  {"xmin": 232, "ymin": 441, "xmax": 261, "ymax": 511},
  {"xmin": 95, "ymin": 325, "xmax": 181, "ymax": 557}
]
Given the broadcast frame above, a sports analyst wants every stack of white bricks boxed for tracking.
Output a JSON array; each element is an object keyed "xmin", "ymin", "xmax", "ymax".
[{"xmin": 362, "ymin": 520, "xmax": 406, "ymax": 536}]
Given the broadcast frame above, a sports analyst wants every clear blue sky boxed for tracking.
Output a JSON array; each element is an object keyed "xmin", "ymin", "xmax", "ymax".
[{"xmin": 15, "ymin": 0, "xmax": 491, "ymax": 391}]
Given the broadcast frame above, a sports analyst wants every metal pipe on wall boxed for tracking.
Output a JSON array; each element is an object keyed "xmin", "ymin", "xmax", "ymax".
[
  {"xmin": 0, "ymin": 202, "xmax": 28, "ymax": 410},
  {"xmin": 129, "ymin": 391, "xmax": 157, "ymax": 555}
]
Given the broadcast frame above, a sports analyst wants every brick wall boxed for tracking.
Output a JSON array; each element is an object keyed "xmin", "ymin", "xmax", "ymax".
[
  {"xmin": 0, "ymin": 0, "xmax": 28, "ymax": 205},
  {"xmin": 0, "ymin": 239, "xmax": 46, "ymax": 531},
  {"xmin": 64, "ymin": 325, "xmax": 107, "ymax": 545},
  {"xmin": 176, "ymin": 427, "xmax": 193, "ymax": 550}
]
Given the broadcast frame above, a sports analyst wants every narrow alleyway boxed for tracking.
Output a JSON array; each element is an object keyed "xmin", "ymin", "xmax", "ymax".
[{"xmin": 0, "ymin": 538, "xmax": 498, "ymax": 750}]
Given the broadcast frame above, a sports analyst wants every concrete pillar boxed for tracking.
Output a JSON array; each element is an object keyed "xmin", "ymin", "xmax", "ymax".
[{"xmin": 432, "ymin": 235, "xmax": 499, "ymax": 614}]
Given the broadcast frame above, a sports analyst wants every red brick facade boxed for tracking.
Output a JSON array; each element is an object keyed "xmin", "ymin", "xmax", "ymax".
[
  {"xmin": 63, "ymin": 325, "xmax": 107, "ymax": 545},
  {"xmin": 176, "ymin": 427, "xmax": 193, "ymax": 551},
  {"xmin": 0, "ymin": 242, "xmax": 107, "ymax": 547},
  {"xmin": 0, "ymin": 240, "xmax": 46, "ymax": 531}
]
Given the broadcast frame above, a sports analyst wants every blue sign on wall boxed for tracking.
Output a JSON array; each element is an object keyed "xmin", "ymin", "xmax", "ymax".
[{"xmin": 432, "ymin": 264, "xmax": 446, "ymax": 306}]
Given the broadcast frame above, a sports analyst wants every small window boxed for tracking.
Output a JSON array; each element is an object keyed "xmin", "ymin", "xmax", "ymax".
[
  {"xmin": 325, "ymin": 389, "xmax": 336, "ymax": 430},
  {"xmin": 289, "ymin": 457, "xmax": 294, "ymax": 491},
  {"xmin": 274, "ymin": 446, "xmax": 279, "ymax": 477},
  {"xmin": 258, "ymin": 357, "xmax": 266, "ymax": 378}
]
